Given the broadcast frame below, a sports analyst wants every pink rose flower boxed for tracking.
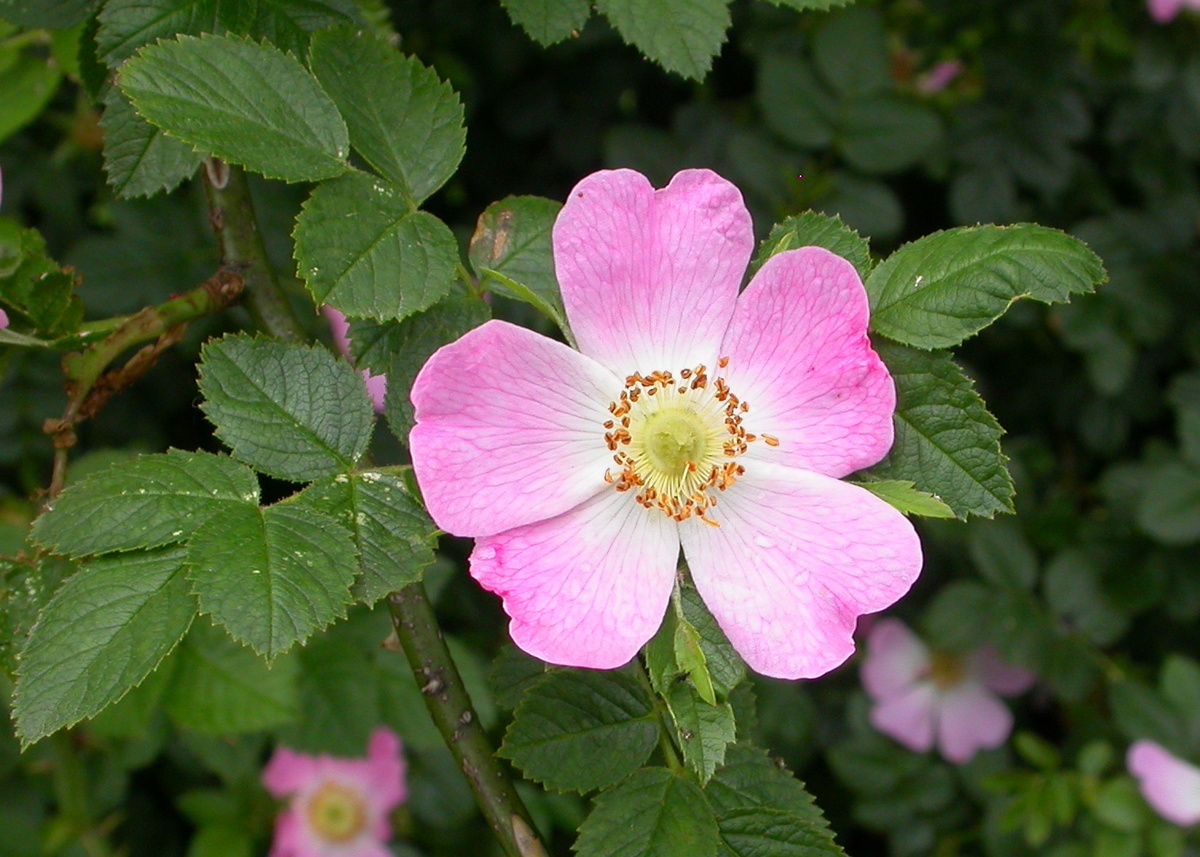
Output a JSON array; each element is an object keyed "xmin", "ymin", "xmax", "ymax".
[
  {"xmin": 0, "ymin": 308, "xmax": 7, "ymax": 330},
  {"xmin": 1128, "ymin": 741, "xmax": 1200, "ymax": 826},
  {"xmin": 262, "ymin": 728, "xmax": 407, "ymax": 857},
  {"xmin": 862, "ymin": 618, "xmax": 1033, "ymax": 764},
  {"xmin": 323, "ymin": 306, "xmax": 387, "ymax": 413},
  {"xmin": 409, "ymin": 168, "xmax": 922, "ymax": 679},
  {"xmin": 1148, "ymin": 0, "xmax": 1200, "ymax": 22},
  {"xmin": 916, "ymin": 60, "xmax": 963, "ymax": 94}
]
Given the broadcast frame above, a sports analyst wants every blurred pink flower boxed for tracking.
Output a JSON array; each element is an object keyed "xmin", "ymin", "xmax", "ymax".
[
  {"xmin": 862, "ymin": 618, "xmax": 1033, "ymax": 764},
  {"xmin": 1149, "ymin": 0, "xmax": 1200, "ymax": 22},
  {"xmin": 263, "ymin": 728, "xmax": 407, "ymax": 857},
  {"xmin": 323, "ymin": 306, "xmax": 387, "ymax": 413},
  {"xmin": 409, "ymin": 168, "xmax": 922, "ymax": 679},
  {"xmin": 0, "ymin": 309, "xmax": 7, "ymax": 330},
  {"xmin": 916, "ymin": 60, "xmax": 963, "ymax": 94},
  {"xmin": 1128, "ymin": 741, "xmax": 1200, "ymax": 826}
]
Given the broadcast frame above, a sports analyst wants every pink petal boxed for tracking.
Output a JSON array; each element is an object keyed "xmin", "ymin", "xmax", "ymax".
[
  {"xmin": 1148, "ymin": 0, "xmax": 1184, "ymax": 21},
  {"xmin": 267, "ymin": 809, "xmax": 309, "ymax": 857},
  {"xmin": 364, "ymin": 728, "xmax": 407, "ymax": 816},
  {"xmin": 968, "ymin": 646, "xmax": 1035, "ymax": 697},
  {"xmin": 362, "ymin": 370, "xmax": 387, "ymax": 414},
  {"xmin": 553, "ymin": 168, "xmax": 753, "ymax": 378},
  {"xmin": 720, "ymin": 248, "xmax": 895, "ymax": 478},
  {"xmin": 935, "ymin": 680, "xmax": 1013, "ymax": 764},
  {"xmin": 0, "ymin": 308, "xmax": 8, "ymax": 330},
  {"xmin": 862, "ymin": 618, "xmax": 930, "ymax": 701},
  {"xmin": 1128, "ymin": 741, "xmax": 1200, "ymax": 826},
  {"xmin": 263, "ymin": 747, "xmax": 320, "ymax": 797},
  {"xmin": 410, "ymin": 320, "xmax": 621, "ymax": 537},
  {"xmin": 323, "ymin": 306, "xmax": 387, "ymax": 413},
  {"xmin": 870, "ymin": 682, "xmax": 937, "ymax": 753},
  {"xmin": 470, "ymin": 488, "xmax": 680, "ymax": 669},
  {"xmin": 678, "ymin": 462, "xmax": 922, "ymax": 679}
]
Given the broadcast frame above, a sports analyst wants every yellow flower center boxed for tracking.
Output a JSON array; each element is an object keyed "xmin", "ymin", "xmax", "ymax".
[
  {"xmin": 928, "ymin": 651, "xmax": 966, "ymax": 689},
  {"xmin": 603, "ymin": 360, "xmax": 776, "ymax": 524},
  {"xmin": 306, "ymin": 781, "xmax": 367, "ymax": 844}
]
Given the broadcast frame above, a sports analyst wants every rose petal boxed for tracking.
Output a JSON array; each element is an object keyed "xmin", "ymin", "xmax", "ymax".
[
  {"xmin": 410, "ymin": 319, "xmax": 621, "ymax": 537},
  {"xmin": 870, "ymin": 682, "xmax": 937, "ymax": 753},
  {"xmin": 267, "ymin": 808, "xmax": 307, "ymax": 857},
  {"xmin": 554, "ymin": 168, "xmax": 753, "ymax": 378},
  {"xmin": 862, "ymin": 618, "xmax": 931, "ymax": 701},
  {"xmin": 470, "ymin": 488, "xmax": 679, "ymax": 669},
  {"xmin": 1128, "ymin": 741, "xmax": 1200, "ymax": 826},
  {"xmin": 263, "ymin": 747, "xmax": 320, "ymax": 797},
  {"xmin": 968, "ymin": 646, "xmax": 1035, "ymax": 697},
  {"xmin": 721, "ymin": 247, "xmax": 895, "ymax": 478},
  {"xmin": 365, "ymin": 728, "xmax": 407, "ymax": 815},
  {"xmin": 936, "ymin": 680, "xmax": 1013, "ymax": 764},
  {"xmin": 1148, "ymin": 0, "xmax": 1185, "ymax": 22},
  {"xmin": 679, "ymin": 462, "xmax": 922, "ymax": 679}
]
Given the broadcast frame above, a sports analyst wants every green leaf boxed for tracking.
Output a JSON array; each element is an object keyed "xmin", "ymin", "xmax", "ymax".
[
  {"xmin": 0, "ymin": 51, "xmax": 62, "ymax": 144},
  {"xmin": 197, "ymin": 335, "xmax": 374, "ymax": 482},
  {"xmin": 276, "ymin": 630, "xmax": 380, "ymax": 756},
  {"xmin": 968, "ymin": 519, "xmax": 1038, "ymax": 590},
  {"xmin": 490, "ymin": 644, "xmax": 552, "ymax": 711},
  {"xmin": 1137, "ymin": 461, "xmax": 1200, "ymax": 545},
  {"xmin": 838, "ymin": 97, "xmax": 942, "ymax": 175},
  {"xmin": 31, "ymin": 450, "xmax": 259, "ymax": 558},
  {"xmin": 862, "ymin": 341, "xmax": 1013, "ymax": 518},
  {"xmin": 500, "ymin": 670, "xmax": 659, "ymax": 793},
  {"xmin": 309, "ymin": 26, "xmax": 465, "ymax": 206},
  {"xmin": 187, "ymin": 824, "xmax": 253, "ymax": 857},
  {"xmin": 757, "ymin": 54, "xmax": 835, "ymax": 149},
  {"xmin": 350, "ymin": 295, "xmax": 491, "ymax": 440},
  {"xmin": 501, "ymin": 0, "xmax": 590, "ymax": 43},
  {"xmin": 705, "ymin": 744, "xmax": 844, "ymax": 856},
  {"xmin": 469, "ymin": 195, "xmax": 568, "ymax": 334},
  {"xmin": 0, "ymin": 555, "xmax": 72, "ymax": 680},
  {"xmin": 666, "ymin": 683, "xmax": 736, "ymax": 785},
  {"xmin": 812, "ymin": 6, "xmax": 889, "ymax": 98},
  {"xmin": 866, "ymin": 224, "xmax": 1106, "ymax": 350},
  {"xmin": 1162, "ymin": 656, "xmax": 1200, "ymax": 730},
  {"xmin": 286, "ymin": 470, "xmax": 437, "ymax": 604},
  {"xmin": 0, "ymin": 0, "xmax": 99, "ymax": 29},
  {"xmin": 852, "ymin": 480, "xmax": 955, "ymax": 519},
  {"xmin": 574, "ymin": 767, "xmax": 719, "ymax": 857},
  {"xmin": 187, "ymin": 503, "xmax": 358, "ymax": 659},
  {"xmin": 0, "ymin": 228, "xmax": 82, "ymax": 338},
  {"xmin": 596, "ymin": 0, "xmax": 730, "ymax": 80},
  {"xmin": 1043, "ymin": 551, "xmax": 1128, "ymax": 646},
  {"xmin": 294, "ymin": 171, "xmax": 458, "ymax": 321},
  {"xmin": 100, "ymin": 87, "xmax": 205, "ymax": 199},
  {"xmin": 763, "ymin": 0, "xmax": 854, "ymax": 10},
  {"xmin": 96, "ymin": 0, "xmax": 359, "ymax": 65},
  {"xmin": 718, "ymin": 807, "xmax": 846, "ymax": 857},
  {"xmin": 163, "ymin": 620, "xmax": 299, "ymax": 734},
  {"xmin": 1109, "ymin": 681, "xmax": 1187, "ymax": 754},
  {"xmin": 753, "ymin": 211, "xmax": 871, "ymax": 281},
  {"xmin": 117, "ymin": 34, "xmax": 349, "ymax": 183},
  {"xmin": 12, "ymin": 547, "xmax": 195, "ymax": 746}
]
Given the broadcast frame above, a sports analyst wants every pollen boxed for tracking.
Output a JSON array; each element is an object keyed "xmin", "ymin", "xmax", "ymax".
[{"xmin": 604, "ymin": 360, "xmax": 763, "ymax": 525}]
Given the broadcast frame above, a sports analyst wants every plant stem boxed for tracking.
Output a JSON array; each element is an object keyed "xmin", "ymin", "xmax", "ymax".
[
  {"xmin": 387, "ymin": 584, "xmax": 547, "ymax": 857},
  {"xmin": 200, "ymin": 159, "xmax": 304, "ymax": 341}
]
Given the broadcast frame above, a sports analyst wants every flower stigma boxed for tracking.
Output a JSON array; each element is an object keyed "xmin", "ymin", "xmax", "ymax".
[
  {"xmin": 604, "ymin": 358, "xmax": 775, "ymax": 525},
  {"xmin": 305, "ymin": 781, "xmax": 367, "ymax": 843}
]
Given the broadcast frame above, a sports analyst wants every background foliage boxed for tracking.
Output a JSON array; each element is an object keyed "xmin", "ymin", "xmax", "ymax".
[{"xmin": 1, "ymin": 0, "xmax": 1199, "ymax": 855}]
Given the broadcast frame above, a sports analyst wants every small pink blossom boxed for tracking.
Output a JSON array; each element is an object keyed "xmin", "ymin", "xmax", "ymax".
[
  {"xmin": 1148, "ymin": 0, "xmax": 1200, "ymax": 22},
  {"xmin": 0, "ymin": 308, "xmax": 7, "ymax": 330},
  {"xmin": 916, "ymin": 60, "xmax": 963, "ymax": 94},
  {"xmin": 1128, "ymin": 741, "xmax": 1200, "ymax": 826},
  {"xmin": 862, "ymin": 618, "xmax": 1033, "ymax": 764},
  {"xmin": 262, "ymin": 728, "xmax": 407, "ymax": 857},
  {"xmin": 409, "ymin": 168, "xmax": 922, "ymax": 680},
  {"xmin": 323, "ymin": 306, "xmax": 387, "ymax": 413}
]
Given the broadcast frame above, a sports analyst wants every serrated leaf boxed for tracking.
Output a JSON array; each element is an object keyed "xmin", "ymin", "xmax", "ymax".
[
  {"xmin": 309, "ymin": 26, "xmax": 465, "ymax": 205},
  {"xmin": 286, "ymin": 470, "xmax": 436, "ymax": 604},
  {"xmin": 294, "ymin": 171, "xmax": 458, "ymax": 321},
  {"xmin": 0, "ymin": 0, "xmax": 98, "ymax": 29},
  {"xmin": 574, "ymin": 767, "xmax": 719, "ymax": 857},
  {"xmin": 852, "ymin": 480, "xmax": 954, "ymax": 518},
  {"xmin": 100, "ymin": 87, "xmax": 205, "ymax": 199},
  {"xmin": 163, "ymin": 620, "xmax": 299, "ymax": 734},
  {"xmin": 96, "ymin": 0, "xmax": 359, "ymax": 65},
  {"xmin": 679, "ymin": 583, "xmax": 746, "ymax": 697},
  {"xmin": 596, "ymin": 0, "xmax": 730, "ymax": 80},
  {"xmin": 866, "ymin": 224, "xmax": 1105, "ymax": 350},
  {"xmin": 350, "ymin": 295, "xmax": 491, "ymax": 439},
  {"xmin": 31, "ymin": 450, "xmax": 259, "ymax": 558},
  {"xmin": 0, "ymin": 51, "xmax": 62, "ymax": 144},
  {"xmin": 753, "ymin": 211, "xmax": 871, "ymax": 281},
  {"xmin": 468, "ymin": 195, "xmax": 568, "ymax": 334},
  {"xmin": 13, "ymin": 547, "xmax": 195, "ymax": 746},
  {"xmin": 276, "ymin": 631, "xmax": 380, "ymax": 756},
  {"xmin": 0, "ymin": 228, "xmax": 83, "ymax": 338},
  {"xmin": 197, "ymin": 335, "xmax": 374, "ymax": 482},
  {"xmin": 763, "ymin": 0, "xmax": 853, "ymax": 10},
  {"xmin": 490, "ymin": 644, "xmax": 552, "ymax": 711},
  {"xmin": 118, "ymin": 34, "xmax": 349, "ymax": 183},
  {"xmin": 718, "ymin": 807, "xmax": 845, "ymax": 857},
  {"xmin": 675, "ymin": 614, "xmax": 717, "ymax": 706},
  {"xmin": 0, "ymin": 555, "xmax": 72, "ymax": 680},
  {"xmin": 500, "ymin": 670, "xmax": 659, "ymax": 793},
  {"xmin": 667, "ymin": 683, "xmax": 736, "ymax": 784},
  {"xmin": 501, "ymin": 0, "xmax": 590, "ymax": 43},
  {"xmin": 187, "ymin": 503, "xmax": 358, "ymax": 659},
  {"xmin": 862, "ymin": 341, "xmax": 1013, "ymax": 518}
]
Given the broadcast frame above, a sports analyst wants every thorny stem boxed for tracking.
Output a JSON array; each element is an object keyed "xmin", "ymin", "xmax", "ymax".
[
  {"xmin": 202, "ymin": 172, "xmax": 545, "ymax": 855},
  {"xmin": 200, "ymin": 159, "xmax": 304, "ymax": 341},
  {"xmin": 43, "ymin": 266, "xmax": 245, "ymax": 501},
  {"xmin": 388, "ymin": 584, "xmax": 547, "ymax": 857}
]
